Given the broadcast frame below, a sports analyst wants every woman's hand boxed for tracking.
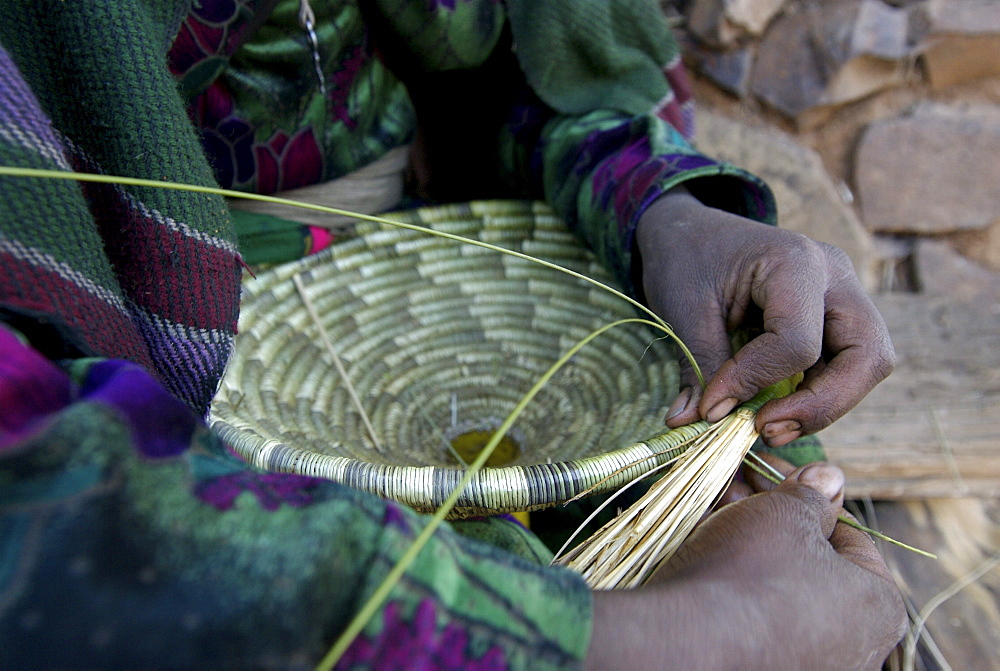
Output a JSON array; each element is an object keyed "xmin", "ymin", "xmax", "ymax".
[
  {"xmin": 584, "ymin": 462, "xmax": 907, "ymax": 670},
  {"xmin": 635, "ymin": 188, "xmax": 895, "ymax": 446}
]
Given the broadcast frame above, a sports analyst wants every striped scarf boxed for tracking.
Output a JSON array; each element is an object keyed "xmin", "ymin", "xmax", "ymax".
[{"xmin": 0, "ymin": 1, "xmax": 241, "ymax": 415}]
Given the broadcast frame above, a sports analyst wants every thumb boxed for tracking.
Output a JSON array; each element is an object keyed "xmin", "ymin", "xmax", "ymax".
[{"xmin": 775, "ymin": 463, "xmax": 846, "ymax": 539}]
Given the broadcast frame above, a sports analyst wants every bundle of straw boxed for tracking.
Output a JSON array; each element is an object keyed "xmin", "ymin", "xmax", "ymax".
[{"xmin": 553, "ymin": 377, "xmax": 799, "ymax": 590}]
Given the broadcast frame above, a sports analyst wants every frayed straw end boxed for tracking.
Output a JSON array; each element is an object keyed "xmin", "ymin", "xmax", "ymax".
[{"xmin": 553, "ymin": 407, "xmax": 759, "ymax": 590}]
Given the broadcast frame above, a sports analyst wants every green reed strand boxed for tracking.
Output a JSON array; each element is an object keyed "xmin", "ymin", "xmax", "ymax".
[
  {"xmin": 315, "ymin": 318, "xmax": 666, "ymax": 669},
  {"xmin": 0, "ymin": 164, "xmax": 709, "ymax": 661},
  {"xmin": 0, "ymin": 166, "xmax": 705, "ymax": 389},
  {"xmin": 742, "ymin": 452, "xmax": 936, "ymax": 559}
]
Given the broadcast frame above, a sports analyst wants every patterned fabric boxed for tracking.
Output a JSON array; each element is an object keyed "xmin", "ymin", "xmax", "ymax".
[
  {"xmin": 229, "ymin": 209, "xmax": 334, "ymax": 266},
  {"xmin": 505, "ymin": 0, "xmax": 679, "ymax": 117},
  {"xmin": 170, "ymin": 0, "xmax": 775, "ymax": 292},
  {"xmin": 0, "ymin": 325, "xmax": 590, "ymax": 668},
  {"xmin": 170, "ymin": 0, "xmax": 417, "ymax": 194}
]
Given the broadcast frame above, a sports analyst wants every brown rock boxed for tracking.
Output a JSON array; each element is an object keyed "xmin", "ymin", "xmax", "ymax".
[
  {"xmin": 688, "ymin": 0, "xmax": 738, "ymax": 47},
  {"xmin": 913, "ymin": 237, "xmax": 1000, "ymax": 308},
  {"xmin": 750, "ymin": 0, "xmax": 911, "ymax": 125},
  {"xmin": 725, "ymin": 0, "xmax": 787, "ymax": 35},
  {"xmin": 917, "ymin": 0, "xmax": 1000, "ymax": 88},
  {"xmin": 948, "ymin": 217, "xmax": 1000, "ymax": 273},
  {"xmin": 694, "ymin": 108, "xmax": 877, "ymax": 288},
  {"xmin": 922, "ymin": 36, "xmax": 1000, "ymax": 89},
  {"xmin": 688, "ymin": 0, "xmax": 786, "ymax": 47},
  {"xmin": 854, "ymin": 105, "xmax": 1000, "ymax": 234}
]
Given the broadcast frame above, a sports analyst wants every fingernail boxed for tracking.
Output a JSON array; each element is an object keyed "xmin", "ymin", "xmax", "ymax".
[
  {"xmin": 664, "ymin": 387, "xmax": 693, "ymax": 422},
  {"xmin": 706, "ymin": 397, "xmax": 739, "ymax": 423},
  {"xmin": 763, "ymin": 420, "xmax": 802, "ymax": 440},
  {"xmin": 795, "ymin": 463, "xmax": 843, "ymax": 502}
]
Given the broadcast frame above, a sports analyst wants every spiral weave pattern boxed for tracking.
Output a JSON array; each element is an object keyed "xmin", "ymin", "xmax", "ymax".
[{"xmin": 210, "ymin": 201, "xmax": 682, "ymax": 516}]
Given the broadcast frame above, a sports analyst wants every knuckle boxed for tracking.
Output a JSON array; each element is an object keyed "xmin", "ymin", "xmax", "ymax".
[
  {"xmin": 858, "ymin": 330, "xmax": 896, "ymax": 386},
  {"xmin": 813, "ymin": 410, "xmax": 839, "ymax": 432},
  {"xmin": 786, "ymin": 336, "xmax": 822, "ymax": 370},
  {"xmin": 784, "ymin": 388, "xmax": 838, "ymax": 432},
  {"xmin": 819, "ymin": 241, "xmax": 853, "ymax": 270},
  {"xmin": 893, "ymin": 606, "xmax": 909, "ymax": 644},
  {"xmin": 735, "ymin": 358, "xmax": 788, "ymax": 395},
  {"xmin": 756, "ymin": 231, "xmax": 819, "ymax": 270},
  {"xmin": 870, "ymin": 345, "xmax": 896, "ymax": 382},
  {"xmin": 803, "ymin": 405, "xmax": 839, "ymax": 432},
  {"xmin": 766, "ymin": 331, "xmax": 820, "ymax": 372},
  {"xmin": 819, "ymin": 242, "xmax": 862, "ymax": 284},
  {"xmin": 795, "ymin": 234, "xmax": 829, "ymax": 269},
  {"xmin": 873, "ymin": 581, "xmax": 908, "ymax": 643},
  {"xmin": 781, "ymin": 230, "xmax": 821, "ymax": 256}
]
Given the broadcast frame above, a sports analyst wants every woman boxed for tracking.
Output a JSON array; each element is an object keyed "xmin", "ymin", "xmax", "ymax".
[{"xmin": 0, "ymin": 1, "xmax": 903, "ymax": 667}]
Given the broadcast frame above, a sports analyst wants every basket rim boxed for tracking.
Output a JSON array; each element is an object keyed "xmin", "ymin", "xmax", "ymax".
[
  {"xmin": 209, "ymin": 200, "xmax": 683, "ymax": 517},
  {"xmin": 208, "ymin": 412, "xmax": 700, "ymax": 516}
]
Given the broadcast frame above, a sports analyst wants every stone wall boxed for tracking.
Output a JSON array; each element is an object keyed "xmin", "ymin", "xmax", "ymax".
[{"xmin": 667, "ymin": 0, "xmax": 1000, "ymax": 297}]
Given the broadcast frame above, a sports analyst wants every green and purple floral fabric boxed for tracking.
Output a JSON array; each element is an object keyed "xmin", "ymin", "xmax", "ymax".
[{"xmin": 170, "ymin": 0, "xmax": 776, "ymax": 287}]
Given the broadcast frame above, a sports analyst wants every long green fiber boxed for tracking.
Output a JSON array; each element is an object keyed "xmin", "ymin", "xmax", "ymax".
[
  {"xmin": 0, "ymin": 166, "xmax": 705, "ymax": 388},
  {"xmin": 314, "ymin": 318, "xmax": 670, "ymax": 670},
  {"xmin": 0, "ymin": 164, "xmax": 704, "ymax": 666},
  {"xmin": 0, "ymin": 165, "xmax": 934, "ymax": 667},
  {"xmin": 742, "ymin": 452, "xmax": 936, "ymax": 559}
]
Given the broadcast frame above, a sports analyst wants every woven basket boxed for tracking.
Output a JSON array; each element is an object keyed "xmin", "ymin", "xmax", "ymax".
[{"xmin": 209, "ymin": 201, "xmax": 682, "ymax": 517}]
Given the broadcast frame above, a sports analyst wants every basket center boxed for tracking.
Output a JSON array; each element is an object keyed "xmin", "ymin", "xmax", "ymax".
[{"xmin": 446, "ymin": 426, "xmax": 522, "ymax": 468}]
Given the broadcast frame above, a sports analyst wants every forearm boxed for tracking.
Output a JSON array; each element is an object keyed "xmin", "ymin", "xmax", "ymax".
[{"xmin": 586, "ymin": 580, "xmax": 740, "ymax": 671}]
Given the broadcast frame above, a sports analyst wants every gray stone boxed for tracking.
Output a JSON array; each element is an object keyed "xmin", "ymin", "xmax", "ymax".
[
  {"xmin": 925, "ymin": 0, "xmax": 1000, "ymax": 33},
  {"xmin": 693, "ymin": 108, "xmax": 877, "ymax": 289},
  {"xmin": 750, "ymin": 0, "xmax": 911, "ymax": 124},
  {"xmin": 748, "ymin": 8, "xmax": 825, "ymax": 117},
  {"xmin": 913, "ymin": 238, "xmax": 1000, "ymax": 309},
  {"xmin": 689, "ymin": 44, "xmax": 756, "ymax": 97},
  {"xmin": 851, "ymin": 0, "xmax": 912, "ymax": 59},
  {"xmin": 854, "ymin": 104, "xmax": 1000, "ymax": 234}
]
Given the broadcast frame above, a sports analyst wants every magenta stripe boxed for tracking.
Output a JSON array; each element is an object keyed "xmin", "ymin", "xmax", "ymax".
[
  {"xmin": 0, "ymin": 249, "xmax": 153, "ymax": 368},
  {"xmin": 80, "ymin": 182, "xmax": 241, "ymax": 333}
]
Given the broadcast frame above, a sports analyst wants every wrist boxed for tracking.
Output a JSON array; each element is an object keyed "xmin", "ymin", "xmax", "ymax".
[
  {"xmin": 632, "ymin": 185, "xmax": 704, "ymax": 308},
  {"xmin": 585, "ymin": 577, "xmax": 744, "ymax": 670},
  {"xmin": 637, "ymin": 184, "xmax": 699, "ymax": 228}
]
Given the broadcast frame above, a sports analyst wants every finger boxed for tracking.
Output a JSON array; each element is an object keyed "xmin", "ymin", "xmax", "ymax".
[
  {"xmin": 774, "ymin": 463, "xmax": 845, "ymax": 539},
  {"xmin": 755, "ymin": 361, "xmax": 822, "ymax": 447},
  {"xmin": 662, "ymin": 302, "xmax": 732, "ymax": 428},
  {"xmin": 742, "ymin": 452, "xmax": 796, "ymax": 493},
  {"xmin": 756, "ymin": 272, "xmax": 894, "ymax": 438},
  {"xmin": 829, "ymin": 511, "xmax": 896, "ymax": 585},
  {"xmin": 699, "ymin": 253, "xmax": 827, "ymax": 423},
  {"xmin": 828, "ymin": 514, "xmax": 909, "ymax": 656},
  {"xmin": 664, "ymin": 384, "xmax": 702, "ymax": 428},
  {"xmin": 716, "ymin": 479, "xmax": 753, "ymax": 507}
]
